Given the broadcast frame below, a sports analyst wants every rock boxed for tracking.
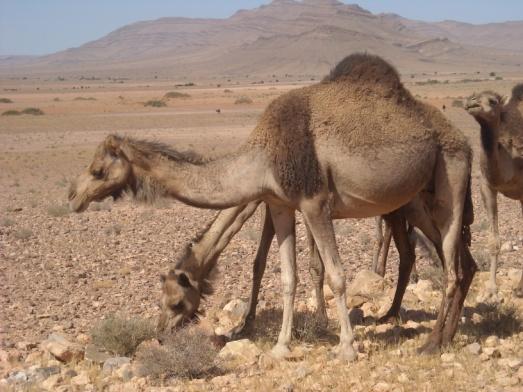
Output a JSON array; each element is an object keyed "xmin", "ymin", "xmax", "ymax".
[
  {"xmin": 360, "ymin": 302, "xmax": 379, "ymax": 318},
  {"xmin": 215, "ymin": 299, "xmax": 248, "ymax": 338},
  {"xmin": 498, "ymin": 358, "xmax": 523, "ymax": 369},
  {"xmin": 373, "ymin": 381, "xmax": 391, "ymax": 392},
  {"xmin": 483, "ymin": 347, "xmax": 501, "ymax": 358},
  {"xmin": 465, "ymin": 342, "xmax": 482, "ymax": 355},
  {"xmin": 115, "ymin": 363, "xmax": 133, "ymax": 382},
  {"xmin": 218, "ymin": 339, "xmax": 262, "ymax": 364},
  {"xmin": 41, "ymin": 333, "xmax": 84, "ymax": 363},
  {"xmin": 7, "ymin": 370, "xmax": 27, "ymax": 384},
  {"xmin": 76, "ymin": 334, "xmax": 91, "ymax": 345},
  {"xmin": 323, "ymin": 285, "xmax": 334, "ymax": 301},
  {"xmin": 441, "ymin": 353, "xmax": 455, "ymax": 363},
  {"xmin": 294, "ymin": 364, "xmax": 312, "ymax": 380},
  {"xmin": 84, "ymin": 344, "xmax": 112, "ymax": 364},
  {"xmin": 346, "ymin": 295, "xmax": 367, "ymax": 308},
  {"xmin": 501, "ymin": 241, "xmax": 514, "ymax": 253},
  {"xmin": 103, "ymin": 357, "xmax": 131, "ymax": 374},
  {"xmin": 347, "ymin": 270, "xmax": 386, "ymax": 298},
  {"xmin": 397, "ymin": 373, "xmax": 409, "ymax": 383},
  {"xmin": 71, "ymin": 370, "xmax": 90, "ymax": 386},
  {"xmin": 24, "ymin": 351, "xmax": 43, "ymax": 364},
  {"xmin": 27, "ymin": 366, "xmax": 60, "ymax": 382},
  {"xmin": 15, "ymin": 341, "xmax": 36, "ymax": 351},
  {"xmin": 258, "ymin": 353, "xmax": 277, "ymax": 371},
  {"xmin": 42, "ymin": 374, "xmax": 62, "ymax": 390},
  {"xmin": 485, "ymin": 335, "xmax": 500, "ymax": 347},
  {"xmin": 412, "ymin": 279, "xmax": 435, "ymax": 303}
]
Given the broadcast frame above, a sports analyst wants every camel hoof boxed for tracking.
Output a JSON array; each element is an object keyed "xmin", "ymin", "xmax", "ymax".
[
  {"xmin": 333, "ymin": 343, "xmax": 357, "ymax": 362},
  {"xmin": 417, "ymin": 341, "xmax": 440, "ymax": 356},
  {"xmin": 270, "ymin": 344, "xmax": 291, "ymax": 359}
]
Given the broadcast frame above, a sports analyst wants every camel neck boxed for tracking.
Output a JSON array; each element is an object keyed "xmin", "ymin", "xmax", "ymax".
[
  {"xmin": 477, "ymin": 118, "xmax": 502, "ymax": 185},
  {"xmin": 478, "ymin": 118, "xmax": 498, "ymax": 155}
]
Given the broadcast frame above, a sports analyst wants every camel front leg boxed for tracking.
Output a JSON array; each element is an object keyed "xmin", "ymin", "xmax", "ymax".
[
  {"xmin": 376, "ymin": 220, "xmax": 392, "ymax": 277},
  {"xmin": 301, "ymin": 198, "xmax": 356, "ymax": 362},
  {"xmin": 305, "ymin": 223, "xmax": 328, "ymax": 327},
  {"xmin": 480, "ymin": 180, "xmax": 500, "ymax": 298},
  {"xmin": 372, "ymin": 217, "xmax": 384, "ymax": 273},
  {"xmin": 245, "ymin": 204, "xmax": 275, "ymax": 329},
  {"xmin": 269, "ymin": 204, "xmax": 296, "ymax": 358}
]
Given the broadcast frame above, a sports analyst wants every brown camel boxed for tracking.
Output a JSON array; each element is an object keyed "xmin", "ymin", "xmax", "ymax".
[
  {"xmin": 69, "ymin": 54, "xmax": 476, "ymax": 358},
  {"xmin": 465, "ymin": 85, "xmax": 523, "ymax": 299},
  {"xmin": 159, "ymin": 199, "xmax": 445, "ymax": 335}
]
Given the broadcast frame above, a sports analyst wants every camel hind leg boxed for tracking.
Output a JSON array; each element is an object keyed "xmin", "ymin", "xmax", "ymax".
[
  {"xmin": 418, "ymin": 156, "xmax": 476, "ymax": 354},
  {"xmin": 372, "ymin": 217, "xmax": 392, "ymax": 276},
  {"xmin": 480, "ymin": 180, "xmax": 500, "ymax": 300},
  {"xmin": 516, "ymin": 201, "xmax": 523, "ymax": 298},
  {"xmin": 305, "ymin": 224, "xmax": 329, "ymax": 327}
]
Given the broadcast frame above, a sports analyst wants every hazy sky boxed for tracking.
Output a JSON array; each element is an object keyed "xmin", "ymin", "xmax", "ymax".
[{"xmin": 1, "ymin": 0, "xmax": 523, "ymax": 56}]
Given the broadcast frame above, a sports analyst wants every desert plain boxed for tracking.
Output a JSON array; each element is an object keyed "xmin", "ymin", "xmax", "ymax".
[{"xmin": 0, "ymin": 72, "xmax": 522, "ymax": 391}]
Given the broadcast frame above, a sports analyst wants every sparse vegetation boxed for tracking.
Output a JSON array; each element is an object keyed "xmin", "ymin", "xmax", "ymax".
[
  {"xmin": 293, "ymin": 311, "xmax": 329, "ymax": 343},
  {"xmin": 0, "ymin": 217, "xmax": 15, "ymax": 227},
  {"xmin": 2, "ymin": 110, "xmax": 21, "ymax": 116},
  {"xmin": 136, "ymin": 325, "xmax": 219, "ymax": 379},
  {"xmin": 74, "ymin": 96, "xmax": 97, "ymax": 101},
  {"xmin": 53, "ymin": 97, "xmax": 61, "ymax": 102},
  {"xmin": 0, "ymin": 98, "xmax": 13, "ymax": 103},
  {"xmin": 234, "ymin": 96, "xmax": 253, "ymax": 104},
  {"xmin": 21, "ymin": 107, "xmax": 44, "ymax": 115},
  {"xmin": 91, "ymin": 315, "xmax": 156, "ymax": 356},
  {"xmin": 47, "ymin": 204, "xmax": 70, "ymax": 218},
  {"xmin": 452, "ymin": 99, "xmax": 464, "ymax": 108},
  {"xmin": 14, "ymin": 228, "xmax": 33, "ymax": 240},
  {"xmin": 163, "ymin": 91, "xmax": 191, "ymax": 99},
  {"xmin": 472, "ymin": 249, "xmax": 490, "ymax": 271},
  {"xmin": 223, "ymin": 89, "xmax": 233, "ymax": 93},
  {"xmin": 144, "ymin": 100, "xmax": 167, "ymax": 108},
  {"xmin": 462, "ymin": 303, "xmax": 521, "ymax": 339}
]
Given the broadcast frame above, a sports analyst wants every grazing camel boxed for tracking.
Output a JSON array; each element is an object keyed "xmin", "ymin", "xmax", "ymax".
[
  {"xmin": 69, "ymin": 53, "xmax": 476, "ymax": 358},
  {"xmin": 159, "ymin": 198, "xmax": 445, "ymax": 335},
  {"xmin": 465, "ymin": 85, "xmax": 523, "ymax": 299}
]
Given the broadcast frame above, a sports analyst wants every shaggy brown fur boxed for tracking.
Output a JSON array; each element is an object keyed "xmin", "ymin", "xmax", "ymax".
[{"xmin": 511, "ymin": 83, "xmax": 523, "ymax": 102}]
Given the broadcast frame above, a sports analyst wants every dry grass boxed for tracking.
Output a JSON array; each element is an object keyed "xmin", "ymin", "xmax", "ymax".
[
  {"xmin": 144, "ymin": 99, "xmax": 167, "ymax": 107},
  {"xmin": 13, "ymin": 228, "xmax": 33, "ymax": 240},
  {"xmin": 136, "ymin": 325, "xmax": 220, "ymax": 379},
  {"xmin": 461, "ymin": 303, "xmax": 521, "ymax": 340},
  {"xmin": 0, "ymin": 217, "xmax": 15, "ymax": 227},
  {"xmin": 74, "ymin": 96, "xmax": 97, "ymax": 101},
  {"xmin": 91, "ymin": 315, "xmax": 156, "ymax": 356},
  {"xmin": 47, "ymin": 204, "xmax": 70, "ymax": 217},
  {"xmin": 164, "ymin": 91, "xmax": 191, "ymax": 99},
  {"xmin": 2, "ymin": 110, "xmax": 21, "ymax": 116},
  {"xmin": 234, "ymin": 96, "xmax": 253, "ymax": 104},
  {"xmin": 21, "ymin": 107, "xmax": 44, "ymax": 115}
]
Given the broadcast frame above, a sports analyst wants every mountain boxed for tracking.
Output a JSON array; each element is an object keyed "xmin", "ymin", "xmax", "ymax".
[{"xmin": 1, "ymin": 0, "xmax": 522, "ymax": 78}]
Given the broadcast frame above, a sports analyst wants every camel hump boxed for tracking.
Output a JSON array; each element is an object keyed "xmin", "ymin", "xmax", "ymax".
[
  {"xmin": 511, "ymin": 83, "xmax": 523, "ymax": 101},
  {"xmin": 323, "ymin": 53, "xmax": 401, "ymax": 87}
]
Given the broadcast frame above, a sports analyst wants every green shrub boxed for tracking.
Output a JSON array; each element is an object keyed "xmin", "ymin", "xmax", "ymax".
[
  {"xmin": 91, "ymin": 315, "xmax": 156, "ymax": 356},
  {"xmin": 74, "ymin": 96, "xmax": 96, "ymax": 101},
  {"xmin": 0, "ymin": 98, "xmax": 13, "ymax": 103},
  {"xmin": 144, "ymin": 100, "xmax": 167, "ymax": 108},
  {"xmin": 21, "ymin": 107, "xmax": 44, "ymax": 115},
  {"xmin": 163, "ymin": 91, "xmax": 190, "ymax": 99},
  {"xmin": 2, "ymin": 110, "xmax": 20, "ymax": 116},
  {"xmin": 234, "ymin": 96, "xmax": 253, "ymax": 104}
]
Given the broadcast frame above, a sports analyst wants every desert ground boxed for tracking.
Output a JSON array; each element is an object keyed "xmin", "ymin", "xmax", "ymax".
[{"xmin": 1, "ymin": 74, "xmax": 522, "ymax": 391}]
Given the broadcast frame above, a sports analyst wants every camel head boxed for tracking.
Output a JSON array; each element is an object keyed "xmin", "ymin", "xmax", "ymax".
[
  {"xmin": 465, "ymin": 91, "xmax": 508, "ymax": 125},
  {"xmin": 68, "ymin": 135, "xmax": 134, "ymax": 213},
  {"xmin": 157, "ymin": 269, "xmax": 201, "ymax": 332}
]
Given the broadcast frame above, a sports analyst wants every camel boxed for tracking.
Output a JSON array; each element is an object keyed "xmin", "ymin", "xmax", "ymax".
[
  {"xmin": 69, "ymin": 53, "xmax": 476, "ymax": 358},
  {"xmin": 158, "ymin": 199, "xmax": 444, "ymax": 335},
  {"xmin": 465, "ymin": 84, "xmax": 523, "ymax": 299}
]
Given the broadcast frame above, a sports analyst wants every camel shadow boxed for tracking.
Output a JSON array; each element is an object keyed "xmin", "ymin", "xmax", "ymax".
[{"xmin": 461, "ymin": 303, "xmax": 522, "ymax": 339}]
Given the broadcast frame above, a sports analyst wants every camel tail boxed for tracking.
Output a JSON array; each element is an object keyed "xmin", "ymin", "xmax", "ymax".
[{"xmin": 462, "ymin": 175, "xmax": 474, "ymax": 246}]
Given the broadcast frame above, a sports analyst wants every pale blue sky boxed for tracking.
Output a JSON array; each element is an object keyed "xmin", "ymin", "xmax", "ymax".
[{"xmin": 1, "ymin": 0, "xmax": 522, "ymax": 56}]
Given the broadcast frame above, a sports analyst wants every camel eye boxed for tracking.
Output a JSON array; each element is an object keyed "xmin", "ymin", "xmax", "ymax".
[
  {"xmin": 488, "ymin": 98, "xmax": 498, "ymax": 106},
  {"xmin": 92, "ymin": 169, "xmax": 104, "ymax": 180},
  {"xmin": 170, "ymin": 302, "xmax": 184, "ymax": 312}
]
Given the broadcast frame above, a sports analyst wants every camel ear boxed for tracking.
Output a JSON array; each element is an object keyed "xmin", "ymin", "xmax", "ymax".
[
  {"xmin": 501, "ymin": 95, "xmax": 510, "ymax": 106},
  {"xmin": 177, "ymin": 272, "xmax": 192, "ymax": 288},
  {"xmin": 105, "ymin": 135, "xmax": 122, "ymax": 154}
]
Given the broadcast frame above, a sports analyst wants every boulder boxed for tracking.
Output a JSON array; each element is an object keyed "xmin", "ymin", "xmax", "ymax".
[
  {"xmin": 41, "ymin": 334, "xmax": 84, "ymax": 363},
  {"xmin": 218, "ymin": 339, "xmax": 262, "ymax": 364},
  {"xmin": 215, "ymin": 299, "xmax": 248, "ymax": 338},
  {"xmin": 465, "ymin": 342, "xmax": 482, "ymax": 355},
  {"xmin": 102, "ymin": 357, "xmax": 131, "ymax": 374},
  {"xmin": 347, "ymin": 270, "xmax": 386, "ymax": 298}
]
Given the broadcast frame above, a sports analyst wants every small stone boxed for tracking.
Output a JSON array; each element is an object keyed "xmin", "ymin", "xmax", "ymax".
[
  {"xmin": 102, "ymin": 357, "xmax": 131, "ymax": 374},
  {"xmin": 42, "ymin": 374, "xmax": 62, "ymax": 391},
  {"xmin": 441, "ymin": 353, "xmax": 455, "ymax": 363},
  {"xmin": 7, "ymin": 371, "xmax": 27, "ymax": 384},
  {"xmin": 501, "ymin": 241, "xmax": 514, "ymax": 253},
  {"xmin": 76, "ymin": 334, "xmax": 91, "ymax": 345},
  {"xmin": 215, "ymin": 299, "xmax": 249, "ymax": 338},
  {"xmin": 347, "ymin": 270, "xmax": 386, "ymax": 298},
  {"xmin": 84, "ymin": 344, "xmax": 112, "ymax": 364},
  {"xmin": 15, "ymin": 341, "xmax": 36, "ymax": 351},
  {"xmin": 71, "ymin": 370, "xmax": 90, "ymax": 386},
  {"xmin": 397, "ymin": 373, "xmax": 409, "ymax": 383},
  {"xmin": 479, "ymin": 353, "xmax": 490, "ymax": 362},
  {"xmin": 281, "ymin": 383, "xmax": 294, "ymax": 392},
  {"xmin": 218, "ymin": 339, "xmax": 262, "ymax": 364},
  {"xmin": 465, "ymin": 342, "xmax": 482, "ymax": 355},
  {"xmin": 41, "ymin": 333, "xmax": 84, "ymax": 363},
  {"xmin": 483, "ymin": 347, "xmax": 501, "ymax": 358},
  {"xmin": 485, "ymin": 335, "xmax": 500, "ymax": 347},
  {"xmin": 115, "ymin": 363, "xmax": 133, "ymax": 382},
  {"xmin": 373, "ymin": 381, "xmax": 391, "ymax": 392},
  {"xmin": 258, "ymin": 353, "xmax": 277, "ymax": 370},
  {"xmin": 24, "ymin": 351, "xmax": 43, "ymax": 364},
  {"xmin": 294, "ymin": 364, "xmax": 312, "ymax": 380}
]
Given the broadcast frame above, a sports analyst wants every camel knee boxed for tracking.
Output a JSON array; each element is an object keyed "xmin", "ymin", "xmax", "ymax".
[
  {"xmin": 327, "ymin": 272, "xmax": 346, "ymax": 297},
  {"xmin": 281, "ymin": 273, "xmax": 297, "ymax": 296},
  {"xmin": 487, "ymin": 236, "xmax": 500, "ymax": 257}
]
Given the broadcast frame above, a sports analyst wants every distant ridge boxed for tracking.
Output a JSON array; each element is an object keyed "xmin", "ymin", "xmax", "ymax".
[{"xmin": 1, "ymin": 1, "xmax": 522, "ymax": 78}]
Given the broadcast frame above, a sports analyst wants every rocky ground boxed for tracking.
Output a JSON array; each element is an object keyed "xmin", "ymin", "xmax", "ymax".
[{"xmin": 0, "ymin": 79, "xmax": 522, "ymax": 391}]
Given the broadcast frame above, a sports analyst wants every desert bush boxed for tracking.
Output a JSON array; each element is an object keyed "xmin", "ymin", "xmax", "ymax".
[
  {"xmin": 223, "ymin": 89, "xmax": 233, "ymax": 93},
  {"xmin": 136, "ymin": 325, "xmax": 219, "ymax": 379},
  {"xmin": 144, "ymin": 100, "xmax": 167, "ymax": 108},
  {"xmin": 163, "ymin": 91, "xmax": 190, "ymax": 99},
  {"xmin": 47, "ymin": 204, "xmax": 70, "ymax": 217},
  {"xmin": 53, "ymin": 97, "xmax": 61, "ymax": 102},
  {"xmin": 21, "ymin": 107, "xmax": 44, "ymax": 115},
  {"xmin": 104, "ymin": 223, "xmax": 122, "ymax": 236},
  {"xmin": 14, "ymin": 228, "xmax": 33, "ymax": 240},
  {"xmin": 234, "ymin": 96, "xmax": 253, "ymax": 104},
  {"xmin": 293, "ymin": 311, "xmax": 329, "ymax": 343},
  {"xmin": 2, "ymin": 110, "xmax": 21, "ymax": 116},
  {"xmin": 452, "ymin": 99, "xmax": 464, "ymax": 108},
  {"xmin": 0, "ymin": 98, "xmax": 13, "ymax": 103},
  {"xmin": 417, "ymin": 264, "xmax": 443, "ymax": 291},
  {"xmin": 74, "ymin": 96, "xmax": 97, "ymax": 101},
  {"xmin": 91, "ymin": 315, "xmax": 156, "ymax": 356},
  {"xmin": 462, "ymin": 303, "xmax": 521, "ymax": 339},
  {"xmin": 0, "ymin": 217, "xmax": 15, "ymax": 227},
  {"xmin": 472, "ymin": 249, "xmax": 490, "ymax": 271}
]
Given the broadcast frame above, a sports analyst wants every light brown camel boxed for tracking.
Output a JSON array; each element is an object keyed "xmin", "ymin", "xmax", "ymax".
[
  {"xmin": 465, "ymin": 84, "xmax": 523, "ymax": 299},
  {"xmin": 69, "ymin": 54, "xmax": 476, "ymax": 358},
  {"xmin": 159, "ymin": 199, "xmax": 445, "ymax": 335}
]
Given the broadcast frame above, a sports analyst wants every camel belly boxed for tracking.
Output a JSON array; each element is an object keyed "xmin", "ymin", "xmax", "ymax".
[{"xmin": 323, "ymin": 143, "xmax": 437, "ymax": 218}]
